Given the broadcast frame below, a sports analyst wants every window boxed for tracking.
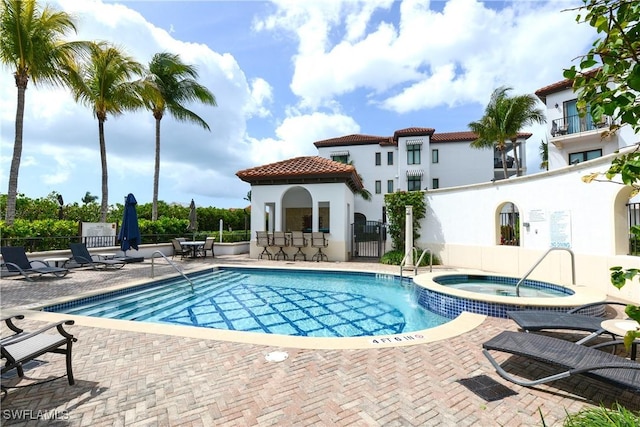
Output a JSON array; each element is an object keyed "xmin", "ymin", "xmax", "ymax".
[
  {"xmin": 432, "ymin": 178, "xmax": 439, "ymax": 189},
  {"xmin": 387, "ymin": 180, "xmax": 393, "ymax": 193},
  {"xmin": 375, "ymin": 180, "xmax": 382, "ymax": 194},
  {"xmin": 432, "ymin": 149, "xmax": 439, "ymax": 163},
  {"xmin": 331, "ymin": 155, "xmax": 348, "ymax": 163},
  {"xmin": 407, "ymin": 144, "xmax": 421, "ymax": 165},
  {"xmin": 375, "ymin": 152, "xmax": 381, "ymax": 165},
  {"xmin": 564, "ymin": 99, "xmax": 596, "ymax": 134},
  {"xmin": 407, "ymin": 176, "xmax": 421, "ymax": 191},
  {"xmin": 387, "ymin": 152, "xmax": 393, "ymax": 165},
  {"xmin": 569, "ymin": 149, "xmax": 602, "ymax": 165}
]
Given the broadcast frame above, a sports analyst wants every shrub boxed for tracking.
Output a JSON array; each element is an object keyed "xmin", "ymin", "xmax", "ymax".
[
  {"xmin": 562, "ymin": 403, "xmax": 640, "ymax": 426},
  {"xmin": 380, "ymin": 249, "xmax": 439, "ymax": 266}
]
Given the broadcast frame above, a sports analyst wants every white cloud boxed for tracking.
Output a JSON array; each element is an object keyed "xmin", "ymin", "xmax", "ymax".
[
  {"xmin": 246, "ymin": 78, "xmax": 274, "ymax": 118},
  {"xmin": 248, "ymin": 112, "xmax": 360, "ymax": 165},
  {"xmin": 259, "ymin": 0, "xmax": 593, "ymax": 113}
]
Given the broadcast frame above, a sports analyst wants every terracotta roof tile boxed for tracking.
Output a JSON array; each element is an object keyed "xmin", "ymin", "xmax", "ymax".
[
  {"xmin": 393, "ymin": 127, "xmax": 435, "ymax": 139},
  {"xmin": 312, "ymin": 127, "xmax": 533, "ymax": 148},
  {"xmin": 236, "ymin": 156, "xmax": 364, "ymax": 192},
  {"xmin": 313, "ymin": 134, "xmax": 390, "ymax": 148},
  {"xmin": 535, "ymin": 67, "xmax": 602, "ymax": 102},
  {"xmin": 432, "ymin": 131, "xmax": 532, "ymax": 142}
]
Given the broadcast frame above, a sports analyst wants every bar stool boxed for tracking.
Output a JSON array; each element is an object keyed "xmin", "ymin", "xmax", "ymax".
[
  {"xmin": 256, "ymin": 231, "xmax": 272, "ymax": 260},
  {"xmin": 272, "ymin": 231, "xmax": 289, "ymax": 260},
  {"xmin": 311, "ymin": 232, "xmax": 328, "ymax": 262},
  {"xmin": 290, "ymin": 231, "xmax": 308, "ymax": 261}
]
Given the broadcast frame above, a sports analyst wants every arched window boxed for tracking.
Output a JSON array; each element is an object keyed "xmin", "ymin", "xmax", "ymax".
[{"xmin": 497, "ymin": 202, "xmax": 520, "ymax": 246}]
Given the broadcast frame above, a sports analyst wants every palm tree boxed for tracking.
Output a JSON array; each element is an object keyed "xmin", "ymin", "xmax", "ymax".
[
  {"xmin": 142, "ymin": 52, "xmax": 217, "ymax": 221},
  {"xmin": 505, "ymin": 91, "xmax": 546, "ymax": 176},
  {"xmin": 0, "ymin": 0, "xmax": 88, "ymax": 224},
  {"xmin": 539, "ymin": 139, "xmax": 549, "ymax": 171},
  {"xmin": 65, "ymin": 41, "xmax": 144, "ymax": 221},
  {"xmin": 469, "ymin": 86, "xmax": 545, "ymax": 179}
]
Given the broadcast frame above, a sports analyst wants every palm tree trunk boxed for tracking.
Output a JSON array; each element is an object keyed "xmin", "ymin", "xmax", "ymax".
[
  {"xmin": 5, "ymin": 77, "xmax": 28, "ymax": 225},
  {"xmin": 98, "ymin": 119, "xmax": 109, "ymax": 222},
  {"xmin": 501, "ymin": 149, "xmax": 509, "ymax": 180},
  {"xmin": 152, "ymin": 117, "xmax": 161, "ymax": 221}
]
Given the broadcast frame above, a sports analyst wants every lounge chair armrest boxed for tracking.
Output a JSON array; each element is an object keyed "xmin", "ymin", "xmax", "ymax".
[
  {"xmin": 483, "ymin": 349, "xmax": 640, "ymax": 388},
  {"xmin": 567, "ymin": 301, "xmax": 629, "ymax": 314},
  {"xmin": 0, "ymin": 320, "xmax": 76, "ymax": 346},
  {"xmin": 1, "ymin": 261, "xmax": 27, "ymax": 274},
  {"xmin": 2, "ymin": 314, "xmax": 25, "ymax": 334}
]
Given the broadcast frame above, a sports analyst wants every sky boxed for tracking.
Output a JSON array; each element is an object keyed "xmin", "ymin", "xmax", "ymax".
[{"xmin": 0, "ymin": 0, "xmax": 596, "ymax": 210}]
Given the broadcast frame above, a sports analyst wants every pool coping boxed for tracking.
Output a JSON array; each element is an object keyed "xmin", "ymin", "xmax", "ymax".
[
  {"xmin": 413, "ymin": 268, "xmax": 607, "ymax": 307},
  {"xmin": 6, "ymin": 264, "xmax": 487, "ymax": 350}
]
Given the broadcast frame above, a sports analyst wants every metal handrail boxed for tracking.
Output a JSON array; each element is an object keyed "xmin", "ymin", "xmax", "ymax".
[
  {"xmin": 415, "ymin": 249, "xmax": 433, "ymax": 274},
  {"xmin": 150, "ymin": 250, "xmax": 194, "ymax": 290},
  {"xmin": 400, "ymin": 247, "xmax": 433, "ymax": 278},
  {"xmin": 515, "ymin": 247, "xmax": 575, "ymax": 296}
]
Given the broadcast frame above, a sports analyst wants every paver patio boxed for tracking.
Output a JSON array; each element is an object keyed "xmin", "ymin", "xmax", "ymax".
[{"xmin": 1, "ymin": 255, "xmax": 638, "ymax": 426}]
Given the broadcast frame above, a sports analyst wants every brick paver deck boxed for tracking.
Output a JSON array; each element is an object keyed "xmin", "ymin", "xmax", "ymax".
[{"xmin": 1, "ymin": 255, "xmax": 638, "ymax": 426}]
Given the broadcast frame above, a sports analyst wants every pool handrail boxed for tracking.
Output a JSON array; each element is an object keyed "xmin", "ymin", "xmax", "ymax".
[
  {"xmin": 150, "ymin": 250, "xmax": 195, "ymax": 290},
  {"xmin": 515, "ymin": 247, "xmax": 575, "ymax": 296},
  {"xmin": 400, "ymin": 247, "xmax": 432, "ymax": 279}
]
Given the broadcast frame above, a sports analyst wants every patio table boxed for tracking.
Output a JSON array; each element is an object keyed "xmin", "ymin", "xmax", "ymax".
[
  {"xmin": 601, "ymin": 319, "xmax": 639, "ymax": 360},
  {"xmin": 179, "ymin": 241, "xmax": 205, "ymax": 259}
]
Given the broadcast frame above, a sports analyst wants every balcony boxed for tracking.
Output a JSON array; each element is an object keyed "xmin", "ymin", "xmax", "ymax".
[
  {"xmin": 550, "ymin": 114, "xmax": 611, "ymax": 148},
  {"xmin": 551, "ymin": 114, "xmax": 609, "ymax": 136}
]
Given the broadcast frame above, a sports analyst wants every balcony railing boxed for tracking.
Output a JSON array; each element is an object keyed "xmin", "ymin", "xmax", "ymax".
[{"xmin": 551, "ymin": 114, "xmax": 609, "ymax": 137}]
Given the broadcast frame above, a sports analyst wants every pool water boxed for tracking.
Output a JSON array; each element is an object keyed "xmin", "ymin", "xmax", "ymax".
[
  {"xmin": 45, "ymin": 268, "xmax": 449, "ymax": 337},
  {"xmin": 434, "ymin": 275, "xmax": 573, "ymax": 298}
]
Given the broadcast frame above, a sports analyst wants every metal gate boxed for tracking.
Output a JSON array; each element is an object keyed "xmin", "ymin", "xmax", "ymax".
[{"xmin": 351, "ymin": 220, "xmax": 385, "ymax": 259}]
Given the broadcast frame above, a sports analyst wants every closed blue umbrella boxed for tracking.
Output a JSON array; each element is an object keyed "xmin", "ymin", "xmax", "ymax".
[{"xmin": 119, "ymin": 193, "xmax": 141, "ymax": 253}]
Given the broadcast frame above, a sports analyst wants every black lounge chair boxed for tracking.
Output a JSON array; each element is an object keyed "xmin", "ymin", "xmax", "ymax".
[
  {"xmin": 507, "ymin": 301, "xmax": 629, "ymax": 345},
  {"xmin": 66, "ymin": 243, "xmax": 125, "ymax": 270},
  {"xmin": 482, "ymin": 330, "xmax": 640, "ymax": 391},
  {"xmin": 1, "ymin": 315, "xmax": 77, "ymax": 398},
  {"xmin": 0, "ymin": 246, "xmax": 69, "ymax": 281}
]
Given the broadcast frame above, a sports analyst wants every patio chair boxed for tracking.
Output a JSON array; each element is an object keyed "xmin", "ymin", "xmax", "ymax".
[
  {"xmin": 506, "ymin": 301, "xmax": 630, "ymax": 345},
  {"xmin": 1, "ymin": 315, "xmax": 77, "ymax": 398},
  {"xmin": 311, "ymin": 232, "xmax": 328, "ymax": 262},
  {"xmin": 198, "ymin": 238, "xmax": 215, "ymax": 258},
  {"xmin": 256, "ymin": 231, "xmax": 272, "ymax": 260},
  {"xmin": 66, "ymin": 243, "xmax": 125, "ymax": 270},
  {"xmin": 272, "ymin": 231, "xmax": 289, "ymax": 261},
  {"xmin": 290, "ymin": 231, "xmax": 308, "ymax": 261},
  {"xmin": 171, "ymin": 239, "xmax": 190, "ymax": 259},
  {"xmin": 0, "ymin": 246, "xmax": 69, "ymax": 281},
  {"xmin": 482, "ymin": 330, "xmax": 640, "ymax": 391}
]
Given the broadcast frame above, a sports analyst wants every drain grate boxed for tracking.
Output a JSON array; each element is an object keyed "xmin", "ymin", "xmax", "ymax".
[{"xmin": 457, "ymin": 375, "xmax": 517, "ymax": 402}]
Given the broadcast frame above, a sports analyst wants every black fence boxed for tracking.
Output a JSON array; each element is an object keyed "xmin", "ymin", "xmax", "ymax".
[
  {"xmin": 0, "ymin": 230, "xmax": 252, "ymax": 253},
  {"xmin": 499, "ymin": 211, "xmax": 519, "ymax": 246}
]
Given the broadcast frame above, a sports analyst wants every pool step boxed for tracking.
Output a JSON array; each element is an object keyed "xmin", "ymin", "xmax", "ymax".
[{"xmin": 62, "ymin": 270, "xmax": 247, "ymax": 319}]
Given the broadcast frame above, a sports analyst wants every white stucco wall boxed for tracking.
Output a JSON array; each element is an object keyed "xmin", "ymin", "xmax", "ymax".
[
  {"xmin": 250, "ymin": 182, "xmax": 356, "ymax": 261},
  {"xmin": 430, "ymin": 141, "xmax": 494, "ymax": 188},
  {"xmin": 542, "ymin": 89, "xmax": 639, "ymax": 170},
  {"xmin": 417, "ymin": 147, "xmax": 640, "ymax": 302}
]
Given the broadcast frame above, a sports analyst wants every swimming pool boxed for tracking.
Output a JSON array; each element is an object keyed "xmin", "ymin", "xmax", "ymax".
[{"xmin": 44, "ymin": 267, "xmax": 450, "ymax": 338}]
